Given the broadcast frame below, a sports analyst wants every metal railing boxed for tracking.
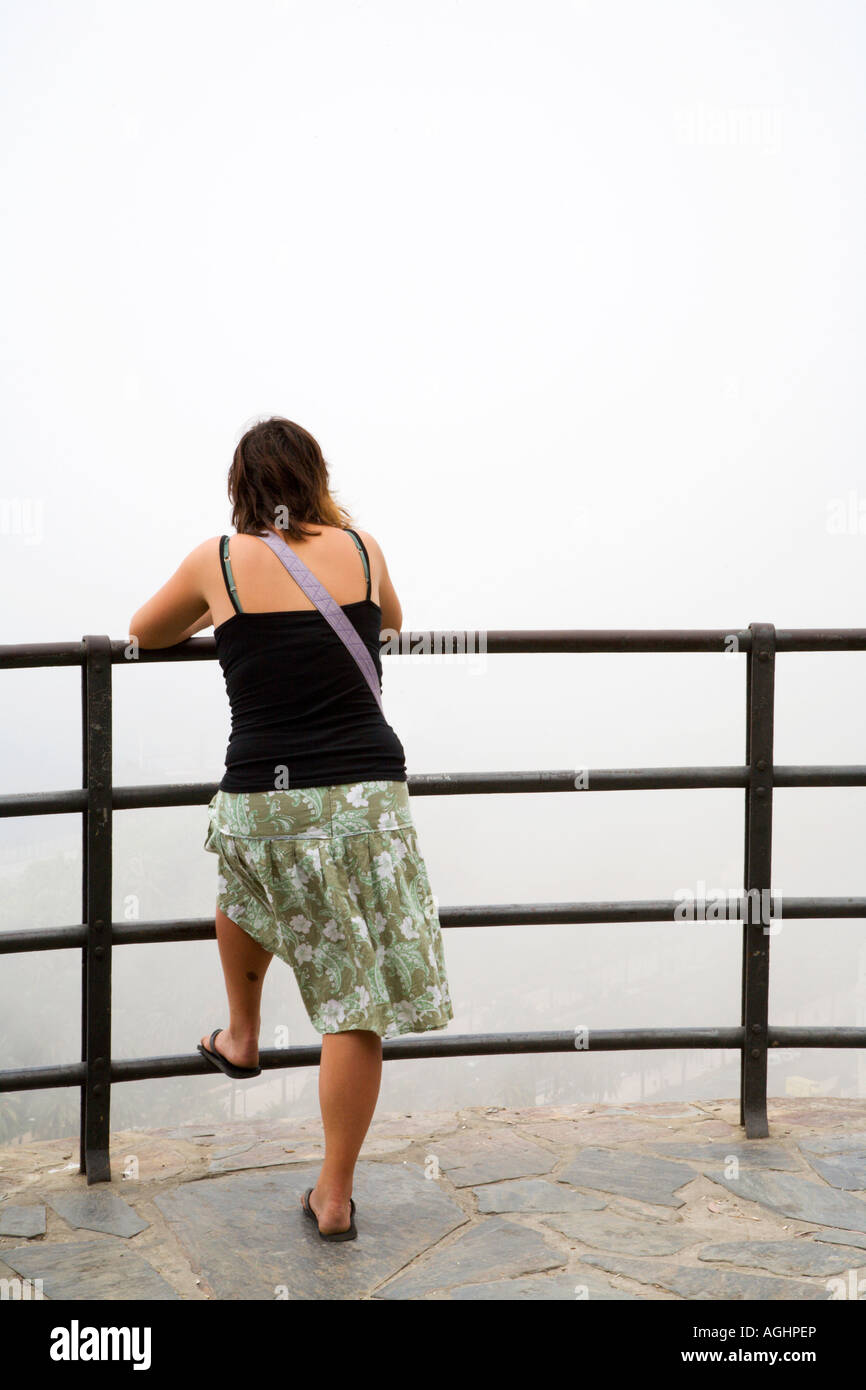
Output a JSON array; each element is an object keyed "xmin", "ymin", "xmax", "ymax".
[{"xmin": 2, "ymin": 624, "xmax": 866, "ymax": 1183}]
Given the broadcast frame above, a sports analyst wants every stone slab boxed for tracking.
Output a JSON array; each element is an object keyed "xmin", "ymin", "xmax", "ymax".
[
  {"xmin": 558, "ymin": 1148, "xmax": 696, "ymax": 1208},
  {"xmin": 688, "ymin": 1120, "xmax": 745, "ymax": 1139},
  {"xmin": 801, "ymin": 1152, "xmax": 866, "ymax": 1191},
  {"xmin": 646, "ymin": 1141, "xmax": 803, "ymax": 1171},
  {"xmin": 211, "ymin": 1141, "xmax": 257, "ymax": 1161},
  {"xmin": 208, "ymin": 1133, "xmax": 410, "ymax": 1175},
  {"xmin": 703, "ymin": 1168, "xmax": 866, "ymax": 1233},
  {"xmin": 375, "ymin": 1216, "xmax": 565, "ymax": 1299},
  {"xmin": 814, "ymin": 1228, "xmax": 866, "ymax": 1251},
  {"xmin": 48, "ymin": 1191, "xmax": 148, "ymax": 1238},
  {"xmin": 362, "ymin": 1111, "xmax": 461, "ymax": 1140},
  {"xmin": 472, "ymin": 1179, "xmax": 606, "ymax": 1214},
  {"xmin": 0, "ymin": 1205, "xmax": 46, "ymax": 1238},
  {"xmin": 1, "ymin": 1240, "xmax": 178, "ymax": 1300},
  {"xmin": 698, "ymin": 1239, "xmax": 866, "ymax": 1276},
  {"xmin": 797, "ymin": 1130, "xmax": 866, "ymax": 1156},
  {"xmin": 448, "ymin": 1270, "xmax": 637, "ymax": 1300},
  {"xmin": 430, "ymin": 1130, "xmax": 557, "ymax": 1187},
  {"xmin": 766, "ymin": 1102, "xmax": 866, "ymax": 1127},
  {"xmin": 523, "ymin": 1117, "xmax": 667, "ymax": 1148},
  {"xmin": 582, "ymin": 1252, "xmax": 832, "ymax": 1300},
  {"xmin": 482, "ymin": 1104, "xmax": 600, "ymax": 1124},
  {"xmin": 154, "ymin": 1161, "xmax": 466, "ymax": 1300},
  {"xmin": 161, "ymin": 1112, "xmax": 459, "ymax": 1150},
  {"xmin": 544, "ymin": 1210, "xmax": 698, "ymax": 1255}
]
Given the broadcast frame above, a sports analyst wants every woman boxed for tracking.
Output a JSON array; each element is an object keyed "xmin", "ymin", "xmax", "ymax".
[{"xmin": 129, "ymin": 416, "xmax": 453, "ymax": 1241}]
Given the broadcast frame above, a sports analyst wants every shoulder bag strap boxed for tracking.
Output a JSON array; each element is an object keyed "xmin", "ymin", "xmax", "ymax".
[{"xmin": 254, "ymin": 528, "xmax": 384, "ymax": 715}]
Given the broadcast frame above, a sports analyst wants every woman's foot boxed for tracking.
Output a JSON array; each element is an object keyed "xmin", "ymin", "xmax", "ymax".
[
  {"xmin": 306, "ymin": 1184, "xmax": 354, "ymax": 1236},
  {"xmin": 200, "ymin": 1027, "xmax": 259, "ymax": 1070}
]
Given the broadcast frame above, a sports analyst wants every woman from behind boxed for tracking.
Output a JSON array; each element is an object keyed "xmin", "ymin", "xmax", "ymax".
[{"xmin": 129, "ymin": 416, "xmax": 453, "ymax": 1240}]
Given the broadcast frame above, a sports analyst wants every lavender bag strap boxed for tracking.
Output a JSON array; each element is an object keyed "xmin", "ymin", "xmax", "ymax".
[{"xmin": 255, "ymin": 529, "xmax": 385, "ymax": 715}]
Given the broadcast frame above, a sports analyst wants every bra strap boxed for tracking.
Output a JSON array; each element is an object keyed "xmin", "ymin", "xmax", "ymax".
[
  {"xmin": 219, "ymin": 536, "xmax": 243, "ymax": 615},
  {"xmin": 345, "ymin": 528, "xmax": 371, "ymax": 601}
]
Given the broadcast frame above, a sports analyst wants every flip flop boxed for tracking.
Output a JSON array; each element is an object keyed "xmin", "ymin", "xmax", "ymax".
[
  {"xmin": 197, "ymin": 1028, "xmax": 261, "ymax": 1079},
  {"xmin": 301, "ymin": 1187, "xmax": 357, "ymax": 1242}
]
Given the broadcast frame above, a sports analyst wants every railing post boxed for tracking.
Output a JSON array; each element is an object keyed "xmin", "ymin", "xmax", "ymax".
[
  {"xmin": 80, "ymin": 635, "xmax": 113, "ymax": 1183},
  {"xmin": 740, "ymin": 622, "xmax": 776, "ymax": 1137}
]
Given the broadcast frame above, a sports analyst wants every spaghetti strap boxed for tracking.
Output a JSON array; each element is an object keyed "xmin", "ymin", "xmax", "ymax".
[
  {"xmin": 219, "ymin": 535, "xmax": 243, "ymax": 615},
  {"xmin": 345, "ymin": 529, "xmax": 371, "ymax": 602}
]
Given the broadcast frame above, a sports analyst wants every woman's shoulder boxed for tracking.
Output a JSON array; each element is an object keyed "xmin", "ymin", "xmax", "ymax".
[
  {"xmin": 184, "ymin": 534, "xmax": 228, "ymax": 569},
  {"xmin": 350, "ymin": 527, "xmax": 384, "ymax": 560},
  {"xmin": 187, "ymin": 526, "xmax": 386, "ymax": 558},
  {"xmin": 182, "ymin": 533, "xmax": 259, "ymax": 584}
]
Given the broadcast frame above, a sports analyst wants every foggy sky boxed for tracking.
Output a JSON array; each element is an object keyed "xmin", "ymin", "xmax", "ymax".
[{"xmin": 2, "ymin": 0, "xmax": 865, "ymax": 1128}]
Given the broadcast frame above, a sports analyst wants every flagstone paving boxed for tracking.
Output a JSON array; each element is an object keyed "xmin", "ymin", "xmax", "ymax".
[
  {"xmin": 0, "ymin": 1204, "xmax": 46, "ymax": 1238},
  {"xmin": 558, "ymin": 1147, "xmax": 697, "ymax": 1206},
  {"xmin": 797, "ymin": 1130, "xmax": 866, "ymax": 1156},
  {"xmin": 542, "ymin": 1210, "xmax": 698, "ymax": 1255},
  {"xmin": 801, "ymin": 1152, "xmax": 866, "ymax": 1191},
  {"xmin": 471, "ymin": 1179, "xmax": 606, "ymax": 1214},
  {"xmin": 645, "ymin": 1140, "xmax": 805, "ymax": 1171},
  {"xmin": 699, "ymin": 1167, "xmax": 866, "ymax": 1233},
  {"xmin": 1, "ymin": 1097, "xmax": 865, "ymax": 1300},
  {"xmin": 580, "ymin": 1253, "xmax": 832, "ymax": 1301},
  {"xmin": 2, "ymin": 1240, "xmax": 179, "ymax": 1300},
  {"xmin": 813, "ymin": 1227, "xmax": 866, "ymax": 1250},
  {"xmin": 695, "ymin": 1239, "xmax": 866, "ymax": 1277},
  {"xmin": 46, "ymin": 1190, "xmax": 149, "ymax": 1239},
  {"xmin": 448, "ymin": 1270, "xmax": 637, "ymax": 1300}
]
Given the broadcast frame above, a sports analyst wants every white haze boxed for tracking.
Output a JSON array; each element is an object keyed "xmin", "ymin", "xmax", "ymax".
[{"xmin": 1, "ymin": 0, "xmax": 865, "ymax": 1140}]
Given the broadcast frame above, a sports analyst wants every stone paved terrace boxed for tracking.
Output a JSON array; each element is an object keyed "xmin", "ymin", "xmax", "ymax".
[{"xmin": 2, "ymin": 1097, "xmax": 866, "ymax": 1300}]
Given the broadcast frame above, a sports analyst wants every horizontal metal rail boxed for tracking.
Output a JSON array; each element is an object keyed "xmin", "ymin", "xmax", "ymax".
[
  {"xmin": 5, "ymin": 764, "xmax": 866, "ymax": 821},
  {"xmin": 4, "ymin": 625, "xmax": 866, "ymax": 671},
  {"xmin": 4, "ymin": 1026, "xmax": 866, "ymax": 1096},
  {"xmin": 1, "ymin": 624, "xmax": 865, "ymax": 1179},
  {"xmin": 4, "ymin": 897, "xmax": 866, "ymax": 957}
]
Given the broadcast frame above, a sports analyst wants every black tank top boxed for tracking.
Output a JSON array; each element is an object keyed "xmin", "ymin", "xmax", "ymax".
[{"xmin": 213, "ymin": 529, "xmax": 407, "ymax": 792}]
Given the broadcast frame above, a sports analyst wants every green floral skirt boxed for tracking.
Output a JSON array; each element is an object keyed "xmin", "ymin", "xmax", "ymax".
[{"xmin": 203, "ymin": 780, "xmax": 453, "ymax": 1039}]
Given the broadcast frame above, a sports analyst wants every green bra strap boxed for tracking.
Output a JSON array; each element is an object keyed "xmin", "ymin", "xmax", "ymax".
[
  {"xmin": 221, "ymin": 535, "xmax": 243, "ymax": 614},
  {"xmin": 346, "ymin": 529, "xmax": 371, "ymax": 591}
]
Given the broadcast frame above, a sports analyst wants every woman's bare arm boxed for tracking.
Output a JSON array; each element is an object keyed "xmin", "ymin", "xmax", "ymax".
[
  {"xmin": 356, "ymin": 531, "xmax": 402, "ymax": 634},
  {"xmin": 177, "ymin": 608, "xmax": 213, "ymax": 641}
]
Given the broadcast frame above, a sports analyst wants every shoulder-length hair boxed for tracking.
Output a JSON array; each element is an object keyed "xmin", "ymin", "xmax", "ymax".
[{"xmin": 228, "ymin": 416, "xmax": 354, "ymax": 541}]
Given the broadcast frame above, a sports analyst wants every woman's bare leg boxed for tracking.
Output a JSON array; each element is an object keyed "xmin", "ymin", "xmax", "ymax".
[
  {"xmin": 201, "ymin": 905, "xmax": 273, "ymax": 1069},
  {"xmin": 308, "ymin": 1030, "xmax": 382, "ymax": 1234}
]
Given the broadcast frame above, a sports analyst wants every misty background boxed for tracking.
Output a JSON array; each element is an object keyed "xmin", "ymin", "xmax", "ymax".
[{"xmin": 2, "ymin": 0, "xmax": 865, "ymax": 1144}]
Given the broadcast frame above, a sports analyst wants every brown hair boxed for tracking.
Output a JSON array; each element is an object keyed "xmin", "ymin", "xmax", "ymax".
[{"xmin": 228, "ymin": 416, "xmax": 354, "ymax": 541}]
